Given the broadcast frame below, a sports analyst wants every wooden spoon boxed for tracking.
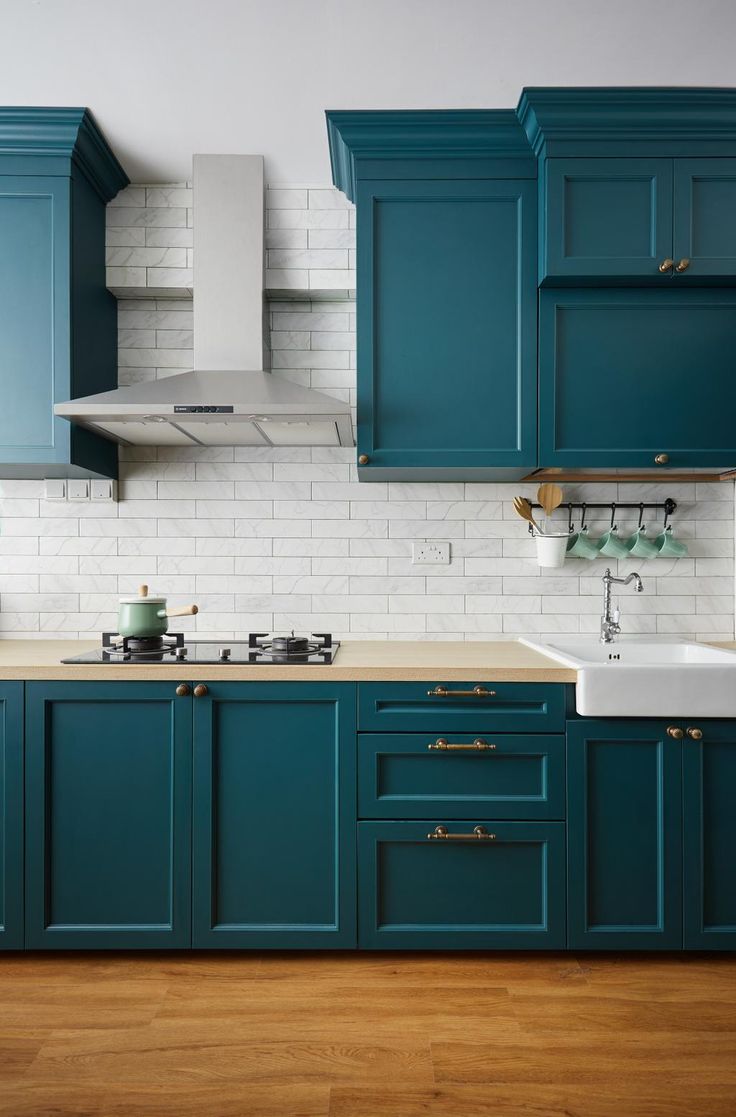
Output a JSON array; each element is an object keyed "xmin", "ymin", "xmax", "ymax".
[
  {"xmin": 537, "ymin": 483, "xmax": 564, "ymax": 519},
  {"xmin": 513, "ymin": 495, "xmax": 542, "ymax": 534}
]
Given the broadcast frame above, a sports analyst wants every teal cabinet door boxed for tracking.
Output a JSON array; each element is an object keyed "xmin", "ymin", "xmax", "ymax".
[
  {"xmin": 543, "ymin": 158, "xmax": 673, "ymax": 280},
  {"xmin": 539, "ymin": 288, "xmax": 736, "ymax": 470},
  {"xmin": 683, "ymin": 720, "xmax": 736, "ymax": 950},
  {"xmin": 356, "ymin": 178, "xmax": 537, "ymax": 479},
  {"xmin": 192, "ymin": 682, "xmax": 356, "ymax": 948},
  {"xmin": 0, "ymin": 177, "xmax": 71, "ymax": 467},
  {"xmin": 359, "ymin": 820, "xmax": 565, "ymax": 949},
  {"xmin": 0, "ymin": 683, "xmax": 23, "ymax": 950},
  {"xmin": 567, "ymin": 720, "xmax": 682, "ymax": 949},
  {"xmin": 25, "ymin": 682, "xmax": 192, "ymax": 948},
  {"xmin": 673, "ymin": 158, "xmax": 736, "ymax": 278}
]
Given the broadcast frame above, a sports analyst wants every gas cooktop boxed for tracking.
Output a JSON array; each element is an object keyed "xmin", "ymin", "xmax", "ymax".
[{"xmin": 61, "ymin": 632, "xmax": 340, "ymax": 665}]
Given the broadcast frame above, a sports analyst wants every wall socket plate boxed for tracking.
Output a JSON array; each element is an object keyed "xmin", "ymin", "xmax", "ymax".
[
  {"xmin": 67, "ymin": 479, "xmax": 90, "ymax": 501},
  {"xmin": 412, "ymin": 541, "xmax": 451, "ymax": 565},
  {"xmin": 90, "ymin": 479, "xmax": 118, "ymax": 502}
]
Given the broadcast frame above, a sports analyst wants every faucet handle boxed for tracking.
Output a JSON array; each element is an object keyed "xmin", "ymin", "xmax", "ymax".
[{"xmin": 612, "ymin": 607, "xmax": 620, "ymax": 624}]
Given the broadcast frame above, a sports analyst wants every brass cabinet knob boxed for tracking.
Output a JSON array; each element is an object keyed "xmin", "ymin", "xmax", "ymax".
[
  {"xmin": 675, "ymin": 257, "xmax": 690, "ymax": 273},
  {"xmin": 687, "ymin": 726, "xmax": 703, "ymax": 740},
  {"xmin": 193, "ymin": 684, "xmax": 209, "ymax": 698},
  {"xmin": 358, "ymin": 454, "xmax": 369, "ymax": 465},
  {"xmin": 175, "ymin": 683, "xmax": 190, "ymax": 697},
  {"xmin": 667, "ymin": 725, "xmax": 685, "ymax": 739},
  {"xmin": 654, "ymin": 453, "xmax": 670, "ymax": 465},
  {"xmin": 659, "ymin": 258, "xmax": 674, "ymax": 273}
]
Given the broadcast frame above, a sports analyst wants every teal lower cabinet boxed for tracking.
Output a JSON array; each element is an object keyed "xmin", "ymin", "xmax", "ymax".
[
  {"xmin": 358, "ymin": 821, "xmax": 566, "ymax": 949},
  {"xmin": 25, "ymin": 683, "xmax": 192, "ymax": 948},
  {"xmin": 683, "ymin": 721, "xmax": 736, "ymax": 950},
  {"xmin": 192, "ymin": 683, "xmax": 357, "ymax": 948},
  {"xmin": 567, "ymin": 720, "xmax": 683, "ymax": 949},
  {"xmin": 0, "ymin": 683, "xmax": 23, "ymax": 949}
]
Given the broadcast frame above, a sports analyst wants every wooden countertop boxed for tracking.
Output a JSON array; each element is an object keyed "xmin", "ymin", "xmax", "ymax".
[{"xmin": 0, "ymin": 639, "xmax": 576, "ymax": 682}]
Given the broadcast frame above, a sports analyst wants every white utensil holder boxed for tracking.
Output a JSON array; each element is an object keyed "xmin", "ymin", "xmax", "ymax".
[{"xmin": 534, "ymin": 531, "xmax": 569, "ymax": 569}]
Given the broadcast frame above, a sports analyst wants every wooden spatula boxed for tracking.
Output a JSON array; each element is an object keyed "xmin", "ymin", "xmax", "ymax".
[
  {"xmin": 537, "ymin": 483, "xmax": 563, "ymax": 519},
  {"xmin": 513, "ymin": 495, "xmax": 542, "ymax": 534}
]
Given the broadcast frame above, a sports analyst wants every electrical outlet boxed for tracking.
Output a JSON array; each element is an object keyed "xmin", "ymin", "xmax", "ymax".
[
  {"xmin": 67, "ymin": 479, "xmax": 89, "ymax": 501},
  {"xmin": 90, "ymin": 479, "xmax": 118, "ymax": 503},
  {"xmin": 44, "ymin": 479, "xmax": 66, "ymax": 501},
  {"xmin": 412, "ymin": 541, "xmax": 451, "ymax": 565}
]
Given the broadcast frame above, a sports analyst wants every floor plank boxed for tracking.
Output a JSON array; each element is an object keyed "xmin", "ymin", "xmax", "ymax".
[{"xmin": 1, "ymin": 952, "xmax": 735, "ymax": 1116}]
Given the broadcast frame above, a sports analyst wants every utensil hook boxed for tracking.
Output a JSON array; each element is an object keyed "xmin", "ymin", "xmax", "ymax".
[
  {"xmin": 567, "ymin": 504, "xmax": 574, "ymax": 535},
  {"xmin": 580, "ymin": 503, "xmax": 588, "ymax": 532},
  {"xmin": 662, "ymin": 504, "xmax": 671, "ymax": 531},
  {"xmin": 609, "ymin": 502, "xmax": 617, "ymax": 530},
  {"xmin": 637, "ymin": 503, "xmax": 645, "ymax": 530}
]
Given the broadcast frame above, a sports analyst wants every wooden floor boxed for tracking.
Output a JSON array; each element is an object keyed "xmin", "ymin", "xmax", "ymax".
[{"xmin": 1, "ymin": 952, "xmax": 736, "ymax": 1116}]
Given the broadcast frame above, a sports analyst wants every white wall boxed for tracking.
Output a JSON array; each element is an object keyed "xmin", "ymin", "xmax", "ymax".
[{"xmin": 1, "ymin": 0, "xmax": 736, "ymax": 182}]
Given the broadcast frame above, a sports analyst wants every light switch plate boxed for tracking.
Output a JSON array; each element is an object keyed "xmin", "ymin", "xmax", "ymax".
[
  {"xmin": 44, "ymin": 479, "xmax": 67, "ymax": 501},
  {"xmin": 67, "ymin": 479, "xmax": 90, "ymax": 501},
  {"xmin": 412, "ymin": 541, "xmax": 451, "ymax": 565}
]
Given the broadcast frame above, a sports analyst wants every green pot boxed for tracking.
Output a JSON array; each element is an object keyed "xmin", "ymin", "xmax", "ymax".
[{"xmin": 117, "ymin": 585, "xmax": 198, "ymax": 638}]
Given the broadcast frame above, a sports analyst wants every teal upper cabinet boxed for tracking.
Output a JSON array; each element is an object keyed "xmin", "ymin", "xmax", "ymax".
[
  {"xmin": 543, "ymin": 158, "xmax": 674, "ymax": 280},
  {"xmin": 0, "ymin": 684, "xmax": 23, "ymax": 950},
  {"xmin": 519, "ymin": 89, "xmax": 736, "ymax": 286},
  {"xmin": 192, "ymin": 682, "xmax": 357, "ymax": 948},
  {"xmin": 683, "ymin": 720, "xmax": 736, "ymax": 950},
  {"xmin": 327, "ymin": 111, "xmax": 537, "ymax": 480},
  {"xmin": 0, "ymin": 108, "xmax": 127, "ymax": 479},
  {"xmin": 539, "ymin": 288, "xmax": 736, "ymax": 470},
  {"xmin": 25, "ymin": 682, "xmax": 192, "ymax": 948}
]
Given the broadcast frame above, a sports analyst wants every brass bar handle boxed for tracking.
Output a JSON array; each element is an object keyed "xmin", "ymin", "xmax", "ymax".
[
  {"xmin": 667, "ymin": 725, "xmax": 685, "ymax": 739},
  {"xmin": 675, "ymin": 257, "xmax": 690, "ymax": 273},
  {"xmin": 686, "ymin": 726, "xmax": 703, "ymax": 740},
  {"xmin": 427, "ymin": 825, "xmax": 496, "ymax": 841},
  {"xmin": 428, "ymin": 738, "xmax": 496, "ymax": 751},
  {"xmin": 659, "ymin": 258, "xmax": 674, "ymax": 273},
  {"xmin": 427, "ymin": 685, "xmax": 496, "ymax": 697}
]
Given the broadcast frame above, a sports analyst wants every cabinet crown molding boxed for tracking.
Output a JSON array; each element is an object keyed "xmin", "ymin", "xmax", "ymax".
[
  {"xmin": 0, "ymin": 106, "xmax": 128, "ymax": 201},
  {"xmin": 326, "ymin": 109, "xmax": 533, "ymax": 201},
  {"xmin": 518, "ymin": 87, "xmax": 736, "ymax": 157}
]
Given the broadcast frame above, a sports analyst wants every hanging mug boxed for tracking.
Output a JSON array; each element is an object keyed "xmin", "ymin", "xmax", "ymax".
[
  {"xmin": 624, "ymin": 505, "xmax": 658, "ymax": 559},
  {"xmin": 654, "ymin": 507, "xmax": 688, "ymax": 558},
  {"xmin": 598, "ymin": 503, "xmax": 629, "ymax": 559},
  {"xmin": 567, "ymin": 504, "xmax": 599, "ymax": 559}
]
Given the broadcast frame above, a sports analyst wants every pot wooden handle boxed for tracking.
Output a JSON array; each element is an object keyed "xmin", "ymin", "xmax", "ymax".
[
  {"xmin": 165, "ymin": 604, "xmax": 199, "ymax": 618},
  {"xmin": 139, "ymin": 584, "xmax": 149, "ymax": 598}
]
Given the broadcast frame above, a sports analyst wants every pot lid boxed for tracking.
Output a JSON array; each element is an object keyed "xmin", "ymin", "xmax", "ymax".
[{"xmin": 119, "ymin": 584, "xmax": 166, "ymax": 605}]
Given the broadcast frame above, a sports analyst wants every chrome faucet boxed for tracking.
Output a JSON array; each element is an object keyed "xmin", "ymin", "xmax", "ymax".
[{"xmin": 601, "ymin": 568, "xmax": 643, "ymax": 643}]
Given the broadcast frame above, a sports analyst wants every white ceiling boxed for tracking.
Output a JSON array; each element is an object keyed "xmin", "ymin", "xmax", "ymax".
[{"xmin": 2, "ymin": 0, "xmax": 735, "ymax": 186}]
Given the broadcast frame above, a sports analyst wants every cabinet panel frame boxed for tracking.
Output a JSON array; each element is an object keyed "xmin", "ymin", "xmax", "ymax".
[
  {"xmin": 24, "ymin": 681, "xmax": 192, "ymax": 949},
  {"xmin": 192, "ymin": 681, "xmax": 357, "ymax": 948},
  {"xmin": 673, "ymin": 157, "xmax": 736, "ymax": 278},
  {"xmin": 0, "ymin": 682, "xmax": 23, "ymax": 950}
]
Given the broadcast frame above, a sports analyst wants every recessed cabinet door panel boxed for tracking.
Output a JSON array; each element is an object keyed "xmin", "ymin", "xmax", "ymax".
[
  {"xmin": 674, "ymin": 158, "xmax": 736, "ymax": 277},
  {"xmin": 567, "ymin": 721, "xmax": 682, "ymax": 949},
  {"xmin": 0, "ymin": 177, "xmax": 70, "ymax": 463},
  {"xmin": 683, "ymin": 721, "xmax": 736, "ymax": 950},
  {"xmin": 358, "ymin": 682, "xmax": 566, "ymax": 734},
  {"xmin": 359, "ymin": 821, "xmax": 565, "ymax": 949},
  {"xmin": 539, "ymin": 288, "xmax": 736, "ymax": 469},
  {"xmin": 543, "ymin": 158, "xmax": 673, "ymax": 279},
  {"xmin": 193, "ymin": 683, "xmax": 356, "ymax": 948},
  {"xmin": 0, "ymin": 683, "xmax": 23, "ymax": 950},
  {"xmin": 25, "ymin": 683, "xmax": 192, "ymax": 948},
  {"xmin": 356, "ymin": 179, "xmax": 537, "ymax": 474}
]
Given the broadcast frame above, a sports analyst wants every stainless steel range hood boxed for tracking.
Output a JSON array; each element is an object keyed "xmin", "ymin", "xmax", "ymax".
[{"xmin": 54, "ymin": 154, "xmax": 354, "ymax": 448}]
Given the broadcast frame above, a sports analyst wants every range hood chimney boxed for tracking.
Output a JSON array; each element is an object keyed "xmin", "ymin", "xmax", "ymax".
[{"xmin": 54, "ymin": 155, "xmax": 354, "ymax": 449}]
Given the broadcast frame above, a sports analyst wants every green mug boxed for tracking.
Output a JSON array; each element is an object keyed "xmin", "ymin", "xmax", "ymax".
[
  {"xmin": 625, "ymin": 525, "xmax": 659, "ymax": 559},
  {"xmin": 567, "ymin": 525, "xmax": 600, "ymax": 559},
  {"xmin": 655, "ymin": 524, "xmax": 688, "ymax": 558},
  {"xmin": 598, "ymin": 524, "xmax": 628, "ymax": 559}
]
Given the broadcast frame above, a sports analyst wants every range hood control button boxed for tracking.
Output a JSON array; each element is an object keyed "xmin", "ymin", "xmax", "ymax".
[{"xmin": 219, "ymin": 647, "xmax": 231, "ymax": 661}]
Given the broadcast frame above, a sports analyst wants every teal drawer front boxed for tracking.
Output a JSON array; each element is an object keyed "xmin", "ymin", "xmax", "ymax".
[
  {"xmin": 358, "ymin": 733, "xmax": 565, "ymax": 820},
  {"xmin": 359, "ymin": 820, "xmax": 566, "ymax": 949},
  {"xmin": 358, "ymin": 682, "xmax": 565, "ymax": 734}
]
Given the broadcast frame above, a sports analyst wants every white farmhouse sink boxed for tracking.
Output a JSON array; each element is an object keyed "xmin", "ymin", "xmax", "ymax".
[{"xmin": 520, "ymin": 637, "xmax": 736, "ymax": 717}]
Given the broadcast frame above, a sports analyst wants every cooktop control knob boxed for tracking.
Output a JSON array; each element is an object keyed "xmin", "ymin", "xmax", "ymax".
[{"xmin": 219, "ymin": 647, "xmax": 231, "ymax": 661}]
